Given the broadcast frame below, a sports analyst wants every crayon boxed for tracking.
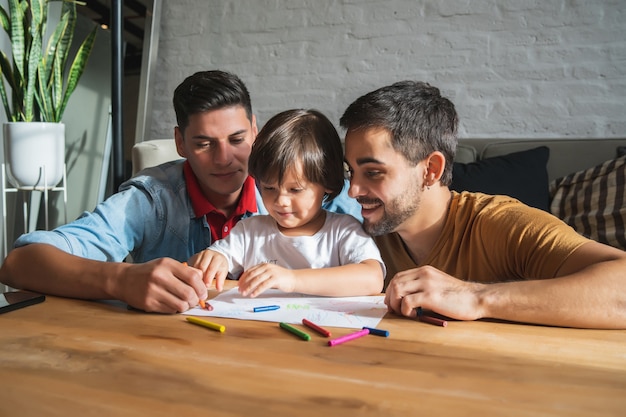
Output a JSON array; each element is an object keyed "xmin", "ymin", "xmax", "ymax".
[
  {"xmin": 253, "ymin": 305, "xmax": 280, "ymax": 312},
  {"xmin": 417, "ymin": 307, "xmax": 447, "ymax": 327},
  {"xmin": 418, "ymin": 315, "xmax": 448, "ymax": 327},
  {"xmin": 362, "ymin": 326, "xmax": 389, "ymax": 337},
  {"xmin": 328, "ymin": 328, "xmax": 370, "ymax": 347},
  {"xmin": 279, "ymin": 322, "xmax": 311, "ymax": 341},
  {"xmin": 302, "ymin": 318, "xmax": 332, "ymax": 337},
  {"xmin": 182, "ymin": 261, "xmax": 212, "ymax": 310},
  {"xmin": 186, "ymin": 316, "xmax": 226, "ymax": 333}
]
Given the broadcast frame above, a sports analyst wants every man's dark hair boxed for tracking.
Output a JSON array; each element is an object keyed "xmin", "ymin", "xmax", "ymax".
[
  {"xmin": 340, "ymin": 81, "xmax": 458, "ymax": 185},
  {"xmin": 249, "ymin": 109, "xmax": 345, "ymax": 201},
  {"xmin": 173, "ymin": 70, "xmax": 253, "ymax": 132}
]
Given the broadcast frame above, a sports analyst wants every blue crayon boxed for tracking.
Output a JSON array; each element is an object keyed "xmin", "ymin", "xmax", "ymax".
[
  {"xmin": 253, "ymin": 305, "xmax": 280, "ymax": 312},
  {"xmin": 362, "ymin": 326, "xmax": 390, "ymax": 337}
]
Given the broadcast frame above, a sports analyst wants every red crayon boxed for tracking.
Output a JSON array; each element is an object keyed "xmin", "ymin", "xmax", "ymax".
[
  {"xmin": 417, "ymin": 307, "xmax": 448, "ymax": 327},
  {"xmin": 302, "ymin": 318, "xmax": 332, "ymax": 337},
  {"xmin": 418, "ymin": 315, "xmax": 447, "ymax": 327}
]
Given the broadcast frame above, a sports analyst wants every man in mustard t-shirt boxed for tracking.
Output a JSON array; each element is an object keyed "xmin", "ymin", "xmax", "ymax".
[{"xmin": 341, "ymin": 80, "xmax": 626, "ymax": 329}]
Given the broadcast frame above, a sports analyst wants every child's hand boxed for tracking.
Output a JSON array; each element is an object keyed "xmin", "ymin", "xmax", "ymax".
[
  {"xmin": 237, "ymin": 263, "xmax": 296, "ymax": 297},
  {"xmin": 187, "ymin": 250, "xmax": 229, "ymax": 292}
]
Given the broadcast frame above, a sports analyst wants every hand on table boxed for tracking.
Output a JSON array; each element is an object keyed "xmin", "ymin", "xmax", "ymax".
[
  {"xmin": 120, "ymin": 257, "xmax": 207, "ymax": 314},
  {"xmin": 237, "ymin": 263, "xmax": 296, "ymax": 298},
  {"xmin": 384, "ymin": 265, "xmax": 487, "ymax": 321}
]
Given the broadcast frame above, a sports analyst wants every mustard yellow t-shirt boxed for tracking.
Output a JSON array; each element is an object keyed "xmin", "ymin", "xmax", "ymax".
[{"xmin": 375, "ymin": 191, "xmax": 590, "ymax": 288}]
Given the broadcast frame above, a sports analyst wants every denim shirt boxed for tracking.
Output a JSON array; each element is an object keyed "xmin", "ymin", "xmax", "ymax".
[{"xmin": 14, "ymin": 160, "xmax": 362, "ymax": 263}]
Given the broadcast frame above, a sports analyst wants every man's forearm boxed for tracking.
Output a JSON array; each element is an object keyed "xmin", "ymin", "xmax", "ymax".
[
  {"xmin": 0, "ymin": 244, "xmax": 124, "ymax": 300},
  {"xmin": 480, "ymin": 259, "xmax": 626, "ymax": 329}
]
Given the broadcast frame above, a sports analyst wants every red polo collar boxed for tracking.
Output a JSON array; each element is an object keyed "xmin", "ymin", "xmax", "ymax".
[{"xmin": 183, "ymin": 161, "xmax": 257, "ymax": 240}]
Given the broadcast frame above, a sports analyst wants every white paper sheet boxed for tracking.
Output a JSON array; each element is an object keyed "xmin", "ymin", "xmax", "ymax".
[{"xmin": 182, "ymin": 288, "xmax": 387, "ymax": 329}]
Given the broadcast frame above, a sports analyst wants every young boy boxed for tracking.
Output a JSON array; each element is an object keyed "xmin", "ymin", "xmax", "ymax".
[{"xmin": 189, "ymin": 109, "xmax": 384, "ymax": 297}]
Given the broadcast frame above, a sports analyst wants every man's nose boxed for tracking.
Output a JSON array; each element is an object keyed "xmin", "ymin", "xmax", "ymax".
[
  {"xmin": 348, "ymin": 176, "xmax": 362, "ymax": 198},
  {"xmin": 213, "ymin": 142, "xmax": 232, "ymax": 165}
]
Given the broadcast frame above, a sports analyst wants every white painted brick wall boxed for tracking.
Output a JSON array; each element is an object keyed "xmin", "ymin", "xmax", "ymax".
[{"xmin": 150, "ymin": 0, "xmax": 626, "ymax": 140}]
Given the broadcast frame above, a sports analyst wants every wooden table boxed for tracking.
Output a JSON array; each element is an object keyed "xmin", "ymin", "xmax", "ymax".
[{"xmin": 1, "ymin": 288, "xmax": 625, "ymax": 417}]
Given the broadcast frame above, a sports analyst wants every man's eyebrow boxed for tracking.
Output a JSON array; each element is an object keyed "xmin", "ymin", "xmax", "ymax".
[
  {"xmin": 190, "ymin": 135, "xmax": 215, "ymax": 141},
  {"xmin": 190, "ymin": 129, "xmax": 248, "ymax": 141},
  {"xmin": 355, "ymin": 157, "xmax": 384, "ymax": 166},
  {"xmin": 228, "ymin": 129, "xmax": 248, "ymax": 137}
]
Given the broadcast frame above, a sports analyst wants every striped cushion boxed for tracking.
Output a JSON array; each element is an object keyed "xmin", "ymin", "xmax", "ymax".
[{"xmin": 550, "ymin": 156, "xmax": 626, "ymax": 250}]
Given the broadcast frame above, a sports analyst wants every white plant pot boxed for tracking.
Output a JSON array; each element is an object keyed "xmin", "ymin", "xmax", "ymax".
[{"xmin": 3, "ymin": 122, "xmax": 65, "ymax": 189}]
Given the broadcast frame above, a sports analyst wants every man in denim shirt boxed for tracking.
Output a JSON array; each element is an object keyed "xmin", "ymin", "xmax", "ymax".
[{"xmin": 0, "ymin": 71, "xmax": 360, "ymax": 313}]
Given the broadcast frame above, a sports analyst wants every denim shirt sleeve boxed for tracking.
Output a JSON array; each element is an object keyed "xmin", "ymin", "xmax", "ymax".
[
  {"xmin": 15, "ymin": 186, "xmax": 160, "ymax": 261},
  {"xmin": 14, "ymin": 161, "xmax": 208, "ymax": 262}
]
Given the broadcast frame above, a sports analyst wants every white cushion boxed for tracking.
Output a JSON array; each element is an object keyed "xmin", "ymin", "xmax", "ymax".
[{"xmin": 131, "ymin": 139, "xmax": 181, "ymax": 175}]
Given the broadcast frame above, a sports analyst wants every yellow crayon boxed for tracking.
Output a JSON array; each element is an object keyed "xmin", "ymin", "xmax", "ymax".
[{"xmin": 186, "ymin": 316, "xmax": 226, "ymax": 333}]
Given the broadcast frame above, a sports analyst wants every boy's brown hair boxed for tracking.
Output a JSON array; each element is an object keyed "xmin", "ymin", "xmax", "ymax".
[{"xmin": 249, "ymin": 109, "xmax": 345, "ymax": 201}]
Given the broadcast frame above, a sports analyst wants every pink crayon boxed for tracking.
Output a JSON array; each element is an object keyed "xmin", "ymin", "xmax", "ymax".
[{"xmin": 328, "ymin": 328, "xmax": 370, "ymax": 347}]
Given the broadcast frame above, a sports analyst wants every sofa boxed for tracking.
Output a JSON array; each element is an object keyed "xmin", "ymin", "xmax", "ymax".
[
  {"xmin": 132, "ymin": 137, "xmax": 626, "ymax": 251},
  {"xmin": 452, "ymin": 138, "xmax": 626, "ymax": 250}
]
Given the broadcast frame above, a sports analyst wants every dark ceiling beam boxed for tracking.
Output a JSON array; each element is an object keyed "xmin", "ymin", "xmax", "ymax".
[
  {"xmin": 79, "ymin": 1, "xmax": 108, "ymax": 21},
  {"xmin": 124, "ymin": 0, "xmax": 147, "ymax": 17},
  {"xmin": 122, "ymin": 19, "xmax": 144, "ymax": 41},
  {"xmin": 81, "ymin": 1, "xmax": 144, "ymax": 41}
]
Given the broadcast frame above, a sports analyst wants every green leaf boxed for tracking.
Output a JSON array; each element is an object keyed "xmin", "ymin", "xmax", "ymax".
[
  {"xmin": 0, "ymin": 6, "xmax": 11, "ymax": 37},
  {"xmin": 8, "ymin": 0, "xmax": 24, "ymax": 88},
  {"xmin": 24, "ymin": 29, "xmax": 43, "ymax": 121},
  {"xmin": 24, "ymin": 1, "xmax": 47, "ymax": 122},
  {"xmin": 35, "ymin": 50, "xmax": 51, "ymax": 121},
  {"xmin": 58, "ymin": 25, "xmax": 96, "ymax": 120},
  {"xmin": 42, "ymin": 9, "xmax": 70, "ymax": 120},
  {"xmin": 0, "ymin": 53, "xmax": 13, "ymax": 121},
  {"xmin": 0, "ymin": 50, "xmax": 16, "ymax": 94},
  {"xmin": 58, "ymin": 0, "xmax": 77, "ymax": 71}
]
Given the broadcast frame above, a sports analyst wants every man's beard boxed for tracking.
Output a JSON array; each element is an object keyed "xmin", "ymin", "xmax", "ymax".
[{"xmin": 359, "ymin": 190, "xmax": 421, "ymax": 236}]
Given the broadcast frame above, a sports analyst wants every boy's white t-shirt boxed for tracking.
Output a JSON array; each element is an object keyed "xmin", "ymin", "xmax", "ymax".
[{"xmin": 208, "ymin": 211, "xmax": 385, "ymax": 279}]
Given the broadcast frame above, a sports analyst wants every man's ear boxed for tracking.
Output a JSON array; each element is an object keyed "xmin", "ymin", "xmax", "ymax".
[
  {"xmin": 174, "ymin": 126, "xmax": 186, "ymax": 158},
  {"xmin": 251, "ymin": 114, "xmax": 258, "ymax": 140},
  {"xmin": 424, "ymin": 151, "xmax": 446, "ymax": 185}
]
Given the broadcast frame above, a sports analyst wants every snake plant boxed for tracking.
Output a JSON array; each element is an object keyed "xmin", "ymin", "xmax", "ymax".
[{"xmin": 0, "ymin": 0, "xmax": 97, "ymax": 122}]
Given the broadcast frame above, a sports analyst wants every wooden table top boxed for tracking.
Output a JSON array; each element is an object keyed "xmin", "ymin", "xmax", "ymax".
[{"xmin": 1, "ymin": 286, "xmax": 625, "ymax": 417}]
